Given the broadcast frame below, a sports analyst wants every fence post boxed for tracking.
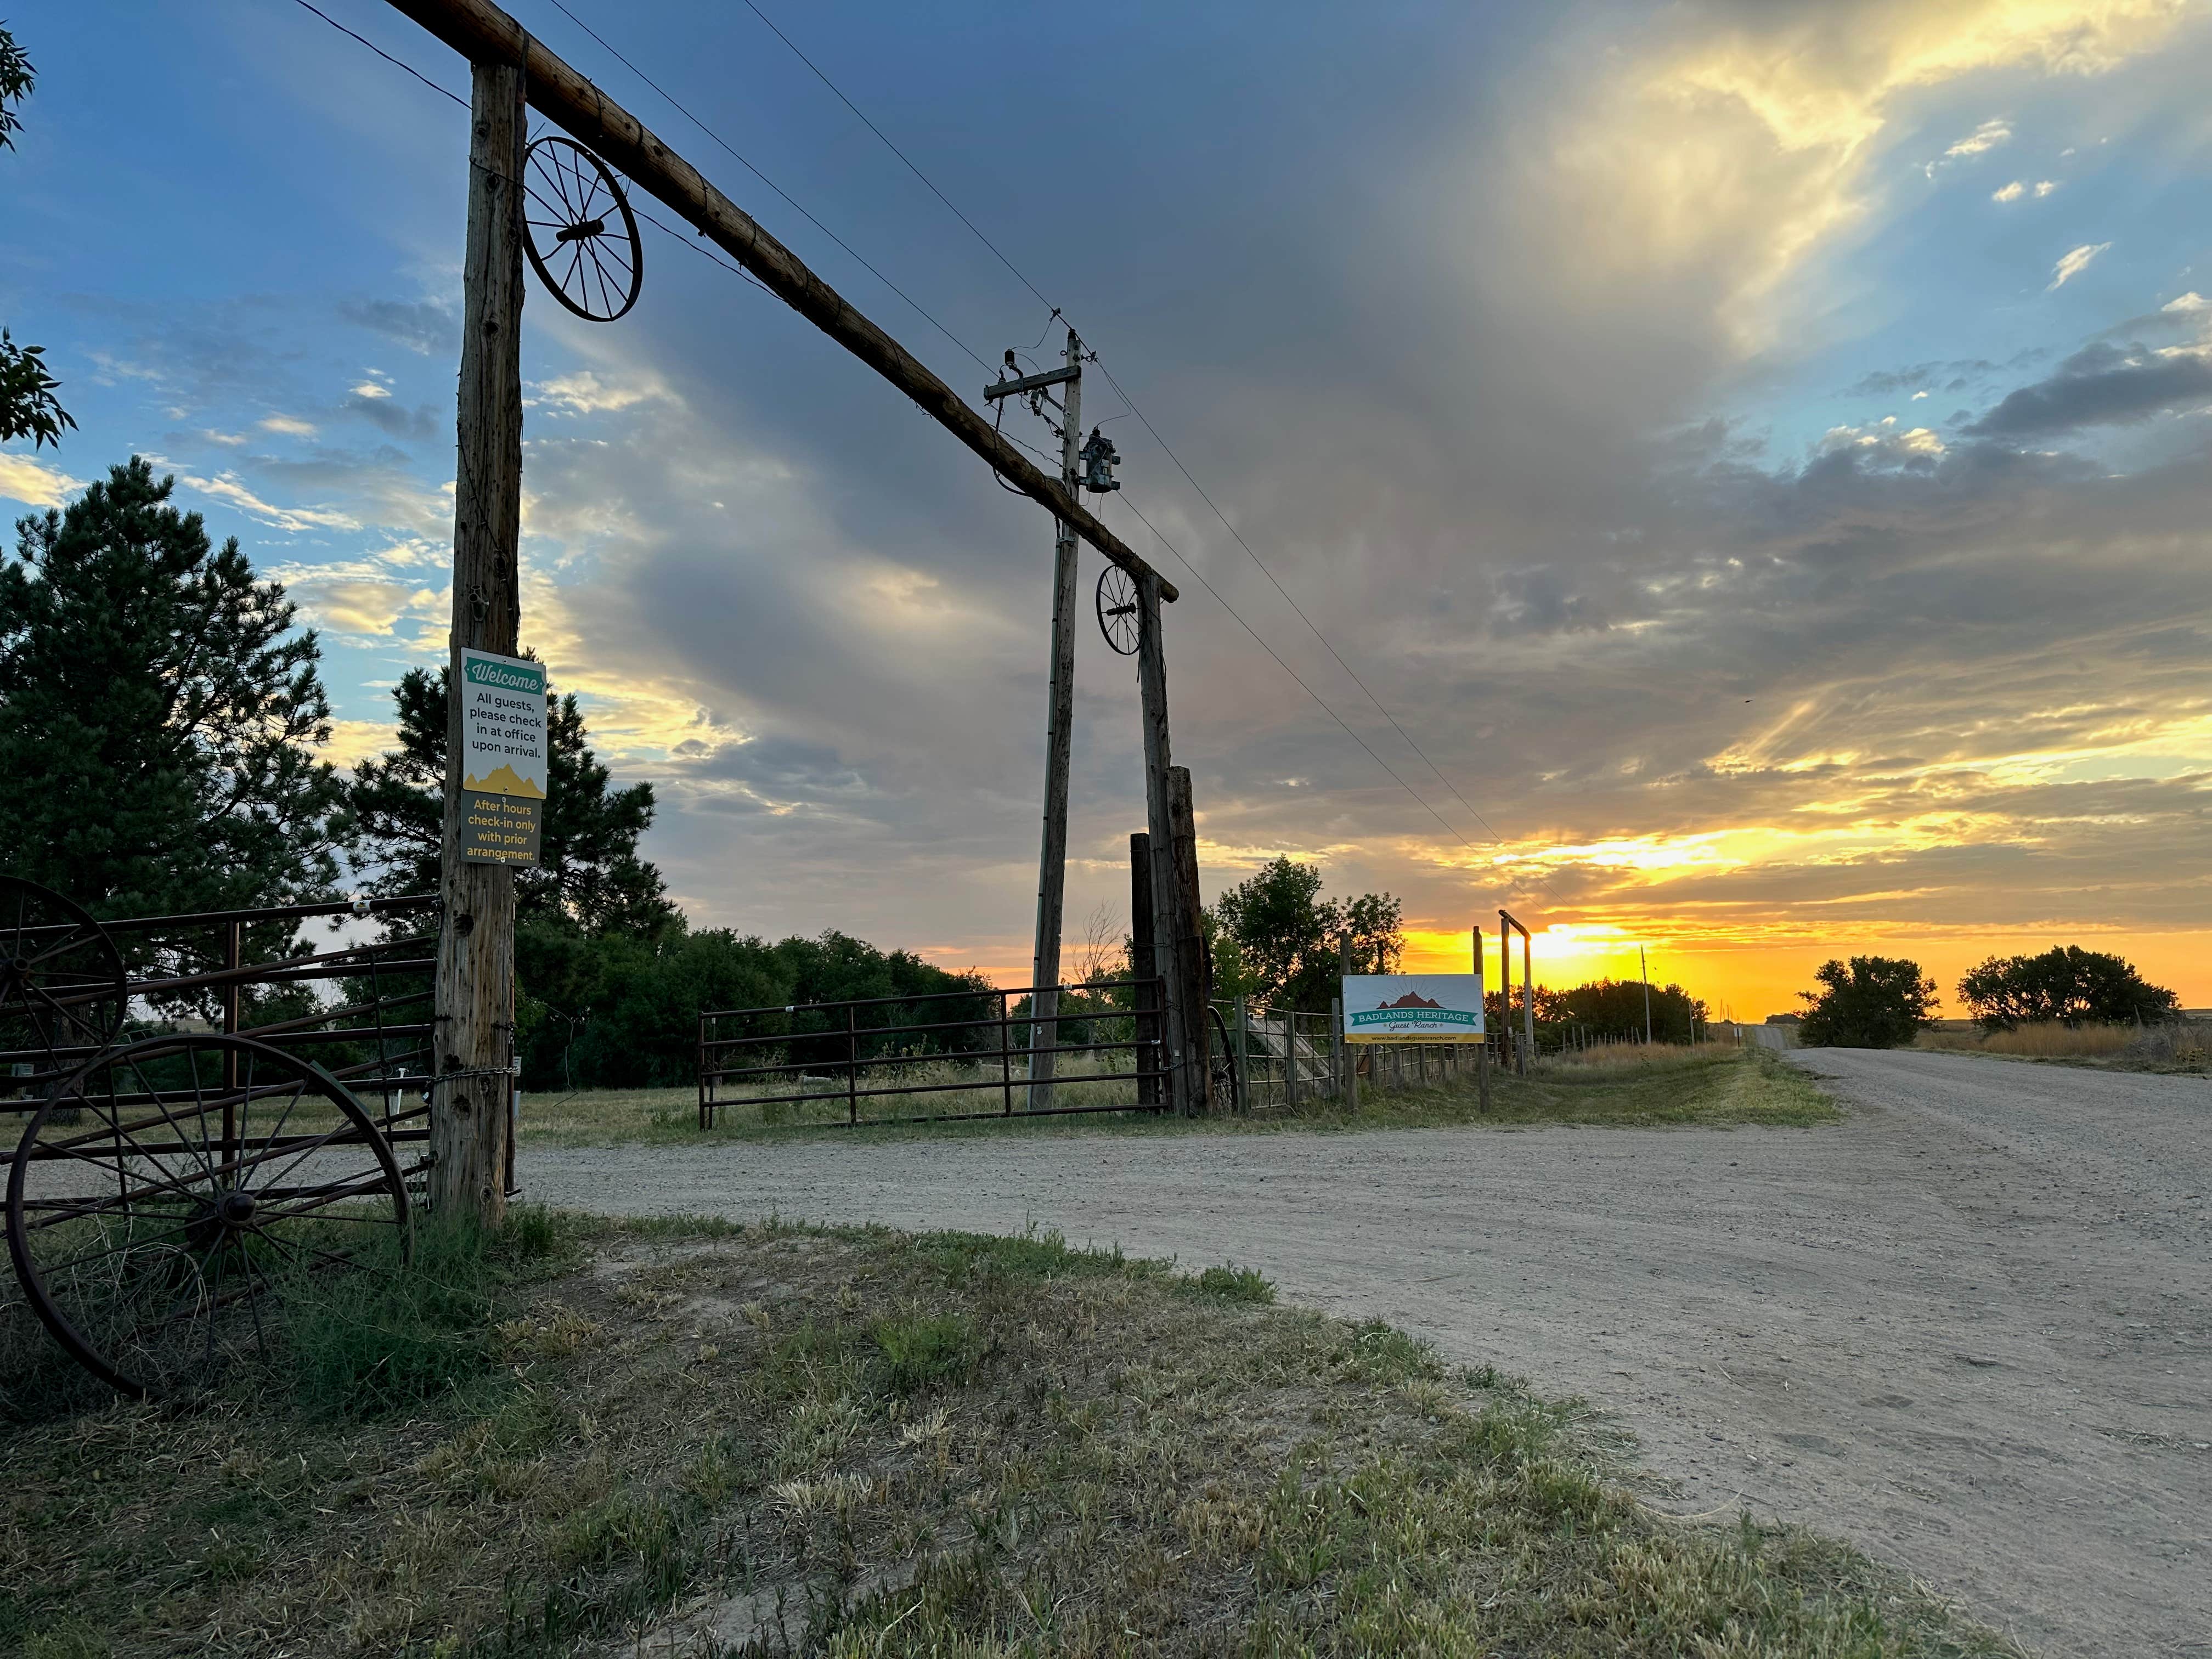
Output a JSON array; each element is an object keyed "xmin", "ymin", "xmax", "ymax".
[
  {"xmin": 697, "ymin": 1011, "xmax": 709, "ymax": 1130},
  {"xmin": 1000, "ymin": 989, "xmax": 1014, "ymax": 1116},
  {"xmin": 845, "ymin": 1004, "xmax": 859, "ymax": 1125},
  {"xmin": 1233, "ymin": 994, "xmax": 1248, "ymax": 1115},
  {"xmin": 1337, "ymin": 996, "xmax": 1359, "ymax": 1113},
  {"xmin": 1285, "ymin": 1011, "xmax": 1300, "ymax": 1111},
  {"xmin": 1130, "ymin": 832, "xmax": 1159, "ymax": 1109},
  {"xmin": 221, "ymin": 919, "xmax": 240, "ymax": 1159}
]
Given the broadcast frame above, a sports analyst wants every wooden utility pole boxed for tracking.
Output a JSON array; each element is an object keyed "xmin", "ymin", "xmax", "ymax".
[
  {"xmin": 1026, "ymin": 330, "xmax": 1083, "ymax": 1111},
  {"xmin": 431, "ymin": 56, "xmax": 526, "ymax": 1224}
]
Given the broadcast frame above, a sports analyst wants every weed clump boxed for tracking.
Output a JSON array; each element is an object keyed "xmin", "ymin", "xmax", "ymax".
[
  {"xmin": 1189, "ymin": 1263, "xmax": 1276, "ymax": 1304},
  {"xmin": 872, "ymin": 1311, "xmax": 980, "ymax": 1394}
]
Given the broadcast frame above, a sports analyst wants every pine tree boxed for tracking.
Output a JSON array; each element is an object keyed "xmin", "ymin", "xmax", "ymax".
[
  {"xmin": 0, "ymin": 458, "xmax": 345, "ymax": 917},
  {"xmin": 349, "ymin": 664, "xmax": 678, "ymax": 938}
]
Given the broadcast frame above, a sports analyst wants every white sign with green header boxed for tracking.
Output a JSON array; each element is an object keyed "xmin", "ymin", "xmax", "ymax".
[
  {"xmin": 458, "ymin": 648, "xmax": 548, "ymax": 867},
  {"xmin": 459, "ymin": 648, "xmax": 548, "ymax": 798},
  {"xmin": 1341, "ymin": 973, "xmax": 1485, "ymax": 1043}
]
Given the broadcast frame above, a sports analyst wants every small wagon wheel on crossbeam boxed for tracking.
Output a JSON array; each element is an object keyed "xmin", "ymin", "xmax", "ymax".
[
  {"xmin": 0, "ymin": 876, "xmax": 126, "ymax": 1094},
  {"xmin": 1096, "ymin": 565, "xmax": 1140, "ymax": 656},
  {"xmin": 522, "ymin": 135, "xmax": 643, "ymax": 322},
  {"xmin": 6, "ymin": 1034, "xmax": 410, "ymax": 1398}
]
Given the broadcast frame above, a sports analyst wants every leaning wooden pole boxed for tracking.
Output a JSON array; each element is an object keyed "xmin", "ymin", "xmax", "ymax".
[
  {"xmin": 431, "ymin": 57, "xmax": 526, "ymax": 1226},
  {"xmin": 382, "ymin": 0, "xmax": 1173, "ymax": 604}
]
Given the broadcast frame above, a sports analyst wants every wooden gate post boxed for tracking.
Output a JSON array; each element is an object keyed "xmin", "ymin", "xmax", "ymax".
[
  {"xmin": 432, "ymin": 54, "xmax": 526, "ymax": 1226},
  {"xmin": 1135, "ymin": 571, "xmax": 1197, "ymax": 1114},
  {"xmin": 1129, "ymin": 831, "xmax": 1159, "ymax": 1108},
  {"xmin": 1165, "ymin": 765, "xmax": 1209, "ymax": 1114}
]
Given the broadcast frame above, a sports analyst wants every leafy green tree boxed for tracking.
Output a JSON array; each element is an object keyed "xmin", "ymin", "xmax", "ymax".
[
  {"xmin": 1207, "ymin": 856, "xmax": 1402, "ymax": 1012},
  {"xmin": 1532, "ymin": 978, "xmax": 1707, "ymax": 1043},
  {"xmin": 348, "ymin": 664, "xmax": 678, "ymax": 938},
  {"xmin": 1956, "ymin": 945, "xmax": 2178, "ymax": 1030},
  {"xmin": 0, "ymin": 25, "xmax": 74, "ymax": 450},
  {"xmin": 1796, "ymin": 956, "xmax": 1938, "ymax": 1048},
  {"xmin": 0, "ymin": 459, "xmax": 345, "ymax": 923}
]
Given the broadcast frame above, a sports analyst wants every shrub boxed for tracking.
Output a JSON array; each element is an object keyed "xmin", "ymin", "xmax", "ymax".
[
  {"xmin": 1796, "ymin": 956, "xmax": 1938, "ymax": 1048},
  {"xmin": 871, "ymin": 1312, "xmax": 980, "ymax": 1395},
  {"xmin": 1957, "ymin": 945, "xmax": 2179, "ymax": 1030}
]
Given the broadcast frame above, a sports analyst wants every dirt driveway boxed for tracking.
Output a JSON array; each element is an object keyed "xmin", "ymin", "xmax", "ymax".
[{"xmin": 519, "ymin": 1051, "xmax": 2210, "ymax": 1656}]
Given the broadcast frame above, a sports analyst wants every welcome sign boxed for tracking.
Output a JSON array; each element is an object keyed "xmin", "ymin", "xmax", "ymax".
[
  {"xmin": 1341, "ymin": 973, "xmax": 1485, "ymax": 1043},
  {"xmin": 458, "ymin": 648, "xmax": 548, "ymax": 867}
]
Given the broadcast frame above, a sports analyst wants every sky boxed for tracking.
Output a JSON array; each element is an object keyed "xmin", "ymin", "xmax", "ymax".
[{"xmin": 4, "ymin": 0, "xmax": 2209, "ymax": 1019}]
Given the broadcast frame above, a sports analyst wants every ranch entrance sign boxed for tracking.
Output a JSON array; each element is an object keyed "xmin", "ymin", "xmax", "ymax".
[{"xmin": 1342, "ymin": 974, "xmax": 1486, "ymax": 1043}]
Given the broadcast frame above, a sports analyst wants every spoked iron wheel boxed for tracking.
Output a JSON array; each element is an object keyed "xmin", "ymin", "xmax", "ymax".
[
  {"xmin": 1096, "ymin": 565, "xmax": 1140, "ymax": 656},
  {"xmin": 7, "ymin": 1035, "xmax": 409, "ymax": 1397},
  {"xmin": 0, "ymin": 876, "xmax": 126, "ymax": 1092},
  {"xmin": 1207, "ymin": 1004, "xmax": 1242, "ymax": 1115},
  {"xmin": 522, "ymin": 135, "xmax": 643, "ymax": 321}
]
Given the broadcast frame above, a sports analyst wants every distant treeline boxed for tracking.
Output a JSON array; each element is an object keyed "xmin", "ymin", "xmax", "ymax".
[
  {"xmin": 516, "ymin": 924, "xmax": 996, "ymax": 1092},
  {"xmin": 1488, "ymin": 978, "xmax": 1709, "ymax": 1045}
]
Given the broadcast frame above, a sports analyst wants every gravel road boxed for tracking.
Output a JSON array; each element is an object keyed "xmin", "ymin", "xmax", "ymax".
[{"xmin": 519, "ymin": 1051, "xmax": 2210, "ymax": 1656}]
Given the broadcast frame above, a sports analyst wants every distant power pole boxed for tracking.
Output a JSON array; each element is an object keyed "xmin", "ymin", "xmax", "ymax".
[
  {"xmin": 985, "ymin": 329, "xmax": 1093, "ymax": 1111},
  {"xmin": 1640, "ymin": 944, "xmax": 1652, "ymax": 1045}
]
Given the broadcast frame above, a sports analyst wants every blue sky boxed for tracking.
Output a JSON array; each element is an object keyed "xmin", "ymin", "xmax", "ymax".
[{"xmin": 6, "ymin": 0, "xmax": 2211, "ymax": 1013}]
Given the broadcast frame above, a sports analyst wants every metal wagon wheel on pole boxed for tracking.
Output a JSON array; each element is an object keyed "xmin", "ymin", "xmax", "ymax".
[
  {"xmin": 6, "ymin": 1034, "xmax": 411, "ymax": 1398},
  {"xmin": 0, "ymin": 876, "xmax": 127, "ymax": 1092},
  {"xmin": 1206, "ymin": 1003, "xmax": 1242, "ymax": 1116},
  {"xmin": 521, "ymin": 134, "xmax": 642, "ymax": 321}
]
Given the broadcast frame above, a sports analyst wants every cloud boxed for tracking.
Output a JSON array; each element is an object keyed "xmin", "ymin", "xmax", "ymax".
[
  {"xmin": 1992, "ymin": 179, "xmax": 2026, "ymax": 201},
  {"xmin": 2163, "ymin": 291, "xmax": 2208, "ymax": 313},
  {"xmin": 1514, "ymin": 1, "xmax": 2187, "ymax": 347},
  {"xmin": 1967, "ymin": 341, "xmax": 2212, "ymax": 436},
  {"xmin": 1816, "ymin": 417, "xmax": 1947, "ymax": 465},
  {"xmin": 175, "ymin": 470, "xmax": 361, "ymax": 533},
  {"xmin": 2035, "ymin": 179, "xmax": 2058, "ymax": 196},
  {"xmin": 2047, "ymin": 241, "xmax": 2112, "ymax": 289},
  {"xmin": 1939, "ymin": 117, "xmax": 2013, "ymax": 168},
  {"xmin": 344, "ymin": 391, "xmax": 439, "ymax": 442},
  {"xmin": 526, "ymin": 371, "xmax": 672, "ymax": 417},
  {"xmin": 259, "ymin": 414, "xmax": 318, "ymax": 437},
  {"xmin": 337, "ymin": 298, "xmax": 458, "ymax": 356},
  {"xmin": 349, "ymin": 382, "xmax": 391, "ymax": 400},
  {"xmin": 0, "ymin": 453, "xmax": 84, "ymax": 509}
]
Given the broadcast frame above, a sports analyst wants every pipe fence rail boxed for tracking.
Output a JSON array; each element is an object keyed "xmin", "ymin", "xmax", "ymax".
[
  {"xmin": 697, "ymin": 978, "xmax": 1168, "ymax": 1128},
  {"xmin": 2, "ymin": 893, "xmax": 441, "ymax": 1186}
]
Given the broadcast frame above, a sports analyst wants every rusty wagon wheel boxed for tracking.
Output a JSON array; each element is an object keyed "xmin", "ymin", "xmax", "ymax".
[
  {"xmin": 522, "ymin": 135, "xmax": 643, "ymax": 322},
  {"xmin": 1096, "ymin": 565, "xmax": 1139, "ymax": 656},
  {"xmin": 0, "ymin": 876, "xmax": 126, "ymax": 1094},
  {"xmin": 7, "ymin": 1034, "xmax": 410, "ymax": 1398}
]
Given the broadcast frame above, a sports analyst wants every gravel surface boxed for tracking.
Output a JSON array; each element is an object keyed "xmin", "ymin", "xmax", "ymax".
[{"xmin": 519, "ymin": 1050, "xmax": 2210, "ymax": 1656}]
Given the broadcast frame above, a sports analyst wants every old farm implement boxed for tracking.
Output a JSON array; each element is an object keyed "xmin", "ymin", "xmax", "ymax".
[{"xmin": 0, "ymin": 878, "xmax": 437, "ymax": 1397}]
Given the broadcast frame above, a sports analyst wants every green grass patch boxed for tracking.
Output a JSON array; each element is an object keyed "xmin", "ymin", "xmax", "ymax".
[
  {"xmin": 0, "ymin": 1214, "xmax": 2012, "ymax": 1658},
  {"xmin": 1187, "ymin": 1263, "xmax": 1277, "ymax": 1304}
]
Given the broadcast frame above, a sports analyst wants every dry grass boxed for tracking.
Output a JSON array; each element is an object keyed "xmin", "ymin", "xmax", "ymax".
[
  {"xmin": 1916, "ymin": 1020, "xmax": 2210, "ymax": 1073},
  {"xmin": 522, "ymin": 1046, "xmax": 1834, "ymax": 1149},
  {"xmin": 1, "ymin": 1215, "xmax": 2016, "ymax": 1658}
]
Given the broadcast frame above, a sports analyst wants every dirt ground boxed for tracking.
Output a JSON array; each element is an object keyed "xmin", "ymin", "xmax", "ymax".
[{"xmin": 518, "ymin": 1049, "xmax": 2211, "ymax": 1657}]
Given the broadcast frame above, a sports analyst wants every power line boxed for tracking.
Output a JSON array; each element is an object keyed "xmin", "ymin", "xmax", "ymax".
[
  {"xmin": 288, "ymin": 1, "xmax": 775, "ymax": 298},
  {"xmin": 540, "ymin": 0, "xmax": 991, "ymax": 371},
  {"xmin": 291, "ymin": 0, "xmax": 466, "ymax": 106},
  {"xmin": 732, "ymin": 0, "xmax": 1056, "ymax": 318}
]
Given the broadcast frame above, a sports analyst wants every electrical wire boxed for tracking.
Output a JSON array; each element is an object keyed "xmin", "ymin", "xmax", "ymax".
[
  {"xmin": 291, "ymin": 1, "xmax": 776, "ymax": 301},
  {"xmin": 541, "ymin": 0, "xmax": 991, "ymax": 371}
]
